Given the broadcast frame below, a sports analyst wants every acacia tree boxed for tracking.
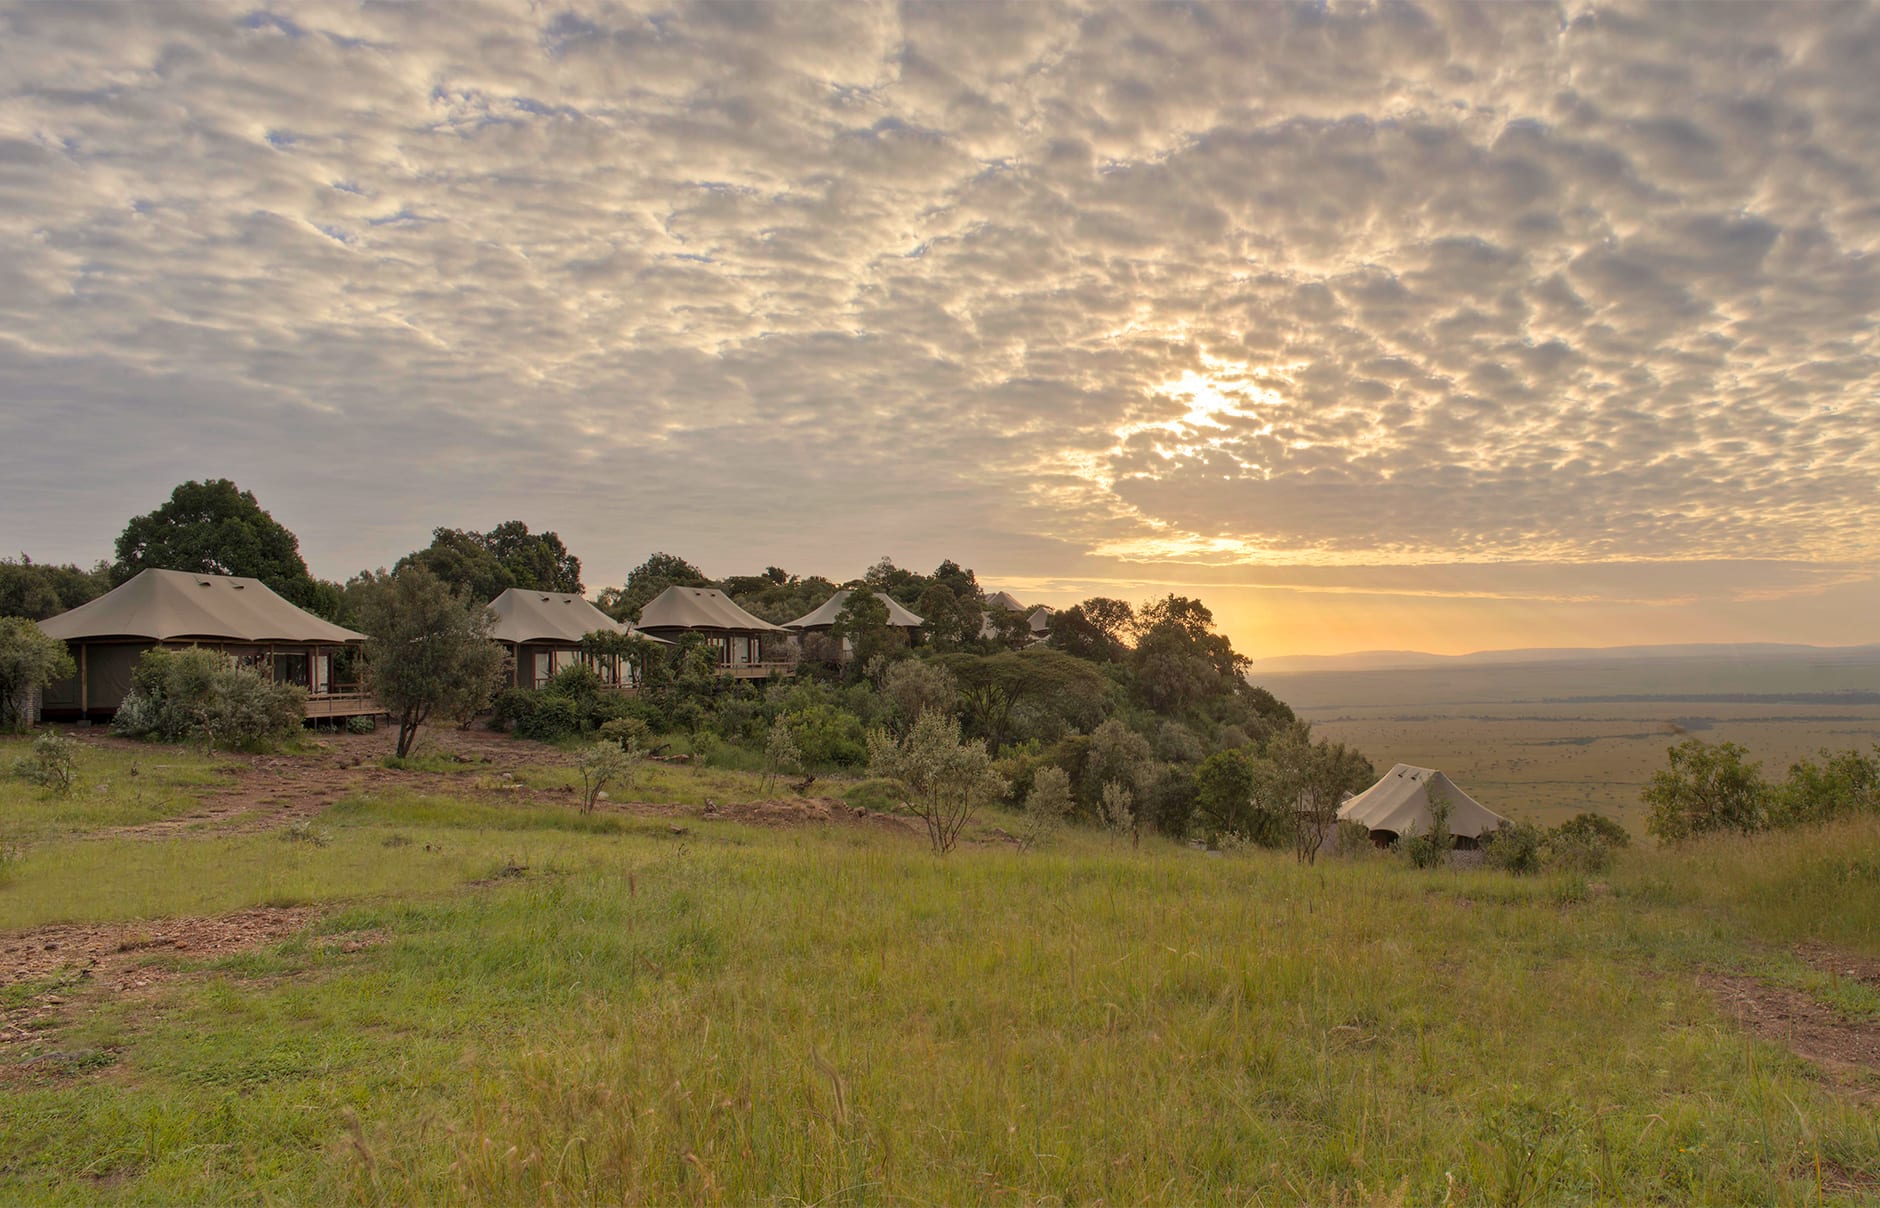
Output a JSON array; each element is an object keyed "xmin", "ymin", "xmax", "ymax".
[
  {"xmin": 0, "ymin": 617, "xmax": 75, "ymax": 731},
  {"xmin": 357, "ymin": 566, "xmax": 508, "ymax": 758},
  {"xmin": 830, "ymin": 588, "xmax": 899, "ymax": 671},
  {"xmin": 867, "ymin": 710, "xmax": 1006, "ymax": 855}
]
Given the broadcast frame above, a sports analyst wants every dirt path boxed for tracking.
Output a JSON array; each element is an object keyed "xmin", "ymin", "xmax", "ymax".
[
  {"xmin": 1703, "ymin": 945, "xmax": 1880, "ymax": 1101},
  {"xmin": 79, "ymin": 725, "xmax": 579, "ymax": 839}
]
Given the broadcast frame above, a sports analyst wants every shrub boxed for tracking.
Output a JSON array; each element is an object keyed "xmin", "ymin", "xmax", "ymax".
[
  {"xmin": 13, "ymin": 731, "xmax": 79, "ymax": 796},
  {"xmin": 597, "ymin": 716, "xmax": 650, "ymax": 751},
  {"xmin": 1643, "ymin": 740, "xmax": 1769, "ymax": 844},
  {"xmin": 1482, "ymin": 820, "xmax": 1544, "ymax": 875},
  {"xmin": 574, "ymin": 741, "xmax": 642, "ymax": 813},
  {"xmin": 867, "ymin": 711, "xmax": 1006, "ymax": 855},
  {"xmin": 1017, "ymin": 765, "xmax": 1074, "ymax": 851},
  {"xmin": 1335, "ymin": 819, "xmax": 1375, "ymax": 859},
  {"xmin": 783, "ymin": 703, "xmax": 868, "ymax": 769},
  {"xmin": 513, "ymin": 694, "xmax": 585, "ymax": 743},
  {"xmin": 1772, "ymin": 745, "xmax": 1880, "ymax": 826},
  {"xmin": 1099, "ymin": 780, "xmax": 1137, "ymax": 844},
  {"xmin": 345, "ymin": 714, "xmax": 376, "ymax": 734},
  {"xmin": 1141, "ymin": 763, "xmax": 1199, "ymax": 838},
  {"xmin": 1541, "ymin": 813, "xmax": 1630, "ymax": 874},
  {"xmin": 113, "ymin": 648, "xmax": 305, "ymax": 750},
  {"xmin": 1402, "ymin": 794, "xmax": 1454, "ymax": 869},
  {"xmin": 0, "ymin": 617, "xmax": 75, "ymax": 731}
]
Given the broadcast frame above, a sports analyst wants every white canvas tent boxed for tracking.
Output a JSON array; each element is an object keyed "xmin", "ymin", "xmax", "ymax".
[
  {"xmin": 36, "ymin": 568, "xmax": 367, "ymax": 720},
  {"xmin": 1336, "ymin": 764, "xmax": 1509, "ymax": 846},
  {"xmin": 635, "ymin": 586, "xmax": 789, "ymax": 677},
  {"xmin": 485, "ymin": 588, "xmax": 668, "ymax": 690},
  {"xmin": 784, "ymin": 589, "xmax": 924, "ymax": 631}
]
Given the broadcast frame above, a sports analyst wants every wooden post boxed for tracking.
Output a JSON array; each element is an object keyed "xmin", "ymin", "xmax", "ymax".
[{"xmin": 79, "ymin": 644, "xmax": 88, "ymax": 716}]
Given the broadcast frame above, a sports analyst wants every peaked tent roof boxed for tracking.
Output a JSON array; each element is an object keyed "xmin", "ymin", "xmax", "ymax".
[
  {"xmin": 1336, "ymin": 764, "xmax": 1509, "ymax": 840},
  {"xmin": 37, "ymin": 569, "xmax": 364, "ymax": 644},
  {"xmin": 486, "ymin": 588, "xmax": 634, "ymax": 645},
  {"xmin": 635, "ymin": 586, "xmax": 785, "ymax": 632},
  {"xmin": 785, "ymin": 589, "xmax": 924, "ymax": 630},
  {"xmin": 1027, "ymin": 606, "xmax": 1052, "ymax": 635},
  {"xmin": 984, "ymin": 590, "xmax": 1025, "ymax": 611}
]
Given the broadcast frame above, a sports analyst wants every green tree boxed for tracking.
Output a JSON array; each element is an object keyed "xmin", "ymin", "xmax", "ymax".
[
  {"xmin": 1083, "ymin": 718, "xmax": 1154, "ymax": 805},
  {"xmin": 830, "ymin": 588, "xmax": 901, "ymax": 671},
  {"xmin": 1018, "ymin": 764, "xmax": 1074, "ymax": 851},
  {"xmin": 882, "ymin": 658, "xmax": 959, "ymax": 731},
  {"xmin": 0, "ymin": 617, "xmax": 75, "ymax": 731},
  {"xmin": 357, "ymin": 566, "xmax": 508, "ymax": 758},
  {"xmin": 112, "ymin": 479, "xmax": 333, "ymax": 614},
  {"xmin": 399, "ymin": 521, "xmax": 583, "ymax": 604},
  {"xmin": 0, "ymin": 557, "xmax": 111, "ymax": 621},
  {"xmin": 1050, "ymin": 596, "xmax": 1136, "ymax": 663},
  {"xmin": 1643, "ymin": 739, "xmax": 1770, "ymax": 845},
  {"xmin": 599, "ymin": 552, "xmax": 714, "ymax": 623},
  {"xmin": 915, "ymin": 582, "xmax": 982, "ymax": 651},
  {"xmin": 867, "ymin": 710, "xmax": 1006, "ymax": 855}
]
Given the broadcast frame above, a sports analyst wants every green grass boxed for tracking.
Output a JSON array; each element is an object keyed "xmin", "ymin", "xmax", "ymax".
[
  {"xmin": 0, "ymin": 735, "xmax": 232, "ymax": 842},
  {"xmin": 2, "ymin": 766, "xmax": 1879, "ymax": 1203}
]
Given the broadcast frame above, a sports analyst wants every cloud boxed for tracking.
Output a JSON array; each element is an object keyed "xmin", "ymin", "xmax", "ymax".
[{"xmin": 0, "ymin": 0, "xmax": 1876, "ymax": 630}]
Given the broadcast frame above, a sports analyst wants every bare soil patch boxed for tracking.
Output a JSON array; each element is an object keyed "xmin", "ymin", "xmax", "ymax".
[
  {"xmin": 1703, "ymin": 970, "xmax": 1880, "ymax": 1098},
  {"xmin": 72, "ymin": 726, "xmax": 585, "ymax": 838},
  {"xmin": 2, "ymin": 906, "xmax": 318, "ymax": 993},
  {"xmin": 1, "ymin": 907, "xmax": 346, "ymax": 1079}
]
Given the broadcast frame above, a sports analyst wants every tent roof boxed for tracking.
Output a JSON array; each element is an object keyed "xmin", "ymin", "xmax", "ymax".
[
  {"xmin": 1336, "ymin": 763, "xmax": 1509, "ymax": 840},
  {"xmin": 37, "ymin": 569, "xmax": 364, "ymax": 644},
  {"xmin": 636, "ymin": 586, "xmax": 785, "ymax": 632},
  {"xmin": 1027, "ymin": 606, "xmax": 1052, "ymax": 635},
  {"xmin": 785, "ymin": 589, "xmax": 924, "ymax": 630},
  {"xmin": 984, "ymin": 590, "xmax": 1025, "ymax": 611},
  {"xmin": 486, "ymin": 588, "xmax": 631, "ymax": 645}
]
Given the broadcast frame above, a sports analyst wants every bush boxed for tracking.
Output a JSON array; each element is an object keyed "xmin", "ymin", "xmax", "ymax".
[
  {"xmin": 1772, "ymin": 746, "xmax": 1880, "ymax": 827},
  {"xmin": 1482, "ymin": 820, "xmax": 1544, "ymax": 875},
  {"xmin": 1401, "ymin": 795, "xmax": 1454, "ymax": 869},
  {"xmin": 112, "ymin": 648, "xmax": 304, "ymax": 750},
  {"xmin": 783, "ymin": 703, "xmax": 867, "ymax": 769},
  {"xmin": 1643, "ymin": 740, "xmax": 1769, "ymax": 844},
  {"xmin": 13, "ymin": 731, "xmax": 79, "ymax": 796},
  {"xmin": 1542, "ymin": 813, "xmax": 1630, "ymax": 874},
  {"xmin": 0, "ymin": 617, "xmax": 75, "ymax": 731},
  {"xmin": 513, "ymin": 694, "xmax": 585, "ymax": 743},
  {"xmin": 345, "ymin": 714, "xmax": 376, "ymax": 734},
  {"xmin": 1018, "ymin": 765, "xmax": 1074, "ymax": 851}
]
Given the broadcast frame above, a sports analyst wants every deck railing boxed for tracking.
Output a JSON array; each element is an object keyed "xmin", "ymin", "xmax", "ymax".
[{"xmin": 302, "ymin": 684, "xmax": 381, "ymax": 719}]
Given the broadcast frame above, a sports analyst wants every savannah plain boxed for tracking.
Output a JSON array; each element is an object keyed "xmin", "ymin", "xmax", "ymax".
[{"xmin": 1259, "ymin": 649, "xmax": 1880, "ymax": 833}]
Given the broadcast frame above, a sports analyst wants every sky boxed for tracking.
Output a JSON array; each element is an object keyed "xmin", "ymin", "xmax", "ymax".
[{"xmin": 2, "ymin": 1, "xmax": 1877, "ymax": 657}]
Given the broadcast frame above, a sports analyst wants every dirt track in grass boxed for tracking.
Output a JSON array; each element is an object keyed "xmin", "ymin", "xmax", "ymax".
[{"xmin": 1702, "ymin": 947, "xmax": 1880, "ymax": 1100}]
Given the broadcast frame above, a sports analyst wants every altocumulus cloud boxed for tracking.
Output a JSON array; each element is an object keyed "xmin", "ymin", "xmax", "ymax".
[{"xmin": 1, "ymin": 0, "xmax": 1877, "ymax": 608}]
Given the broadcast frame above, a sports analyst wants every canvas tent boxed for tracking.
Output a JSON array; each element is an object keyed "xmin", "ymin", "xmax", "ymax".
[
  {"xmin": 984, "ymin": 590, "xmax": 1025, "ymax": 612},
  {"xmin": 36, "ymin": 568, "xmax": 370, "ymax": 721},
  {"xmin": 1026, "ymin": 606, "xmax": 1052, "ymax": 640},
  {"xmin": 1336, "ymin": 764, "xmax": 1509, "ymax": 848},
  {"xmin": 635, "ymin": 586, "xmax": 790, "ymax": 677},
  {"xmin": 485, "ymin": 588, "xmax": 667, "ymax": 690},
  {"xmin": 784, "ymin": 589, "xmax": 924, "ymax": 632}
]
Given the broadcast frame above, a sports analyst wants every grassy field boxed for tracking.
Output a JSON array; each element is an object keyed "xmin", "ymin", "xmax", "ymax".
[{"xmin": 2, "ymin": 736, "xmax": 1879, "ymax": 1203}]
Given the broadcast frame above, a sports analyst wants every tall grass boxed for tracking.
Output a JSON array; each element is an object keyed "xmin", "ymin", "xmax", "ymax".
[
  {"xmin": 0, "ymin": 735, "xmax": 230, "ymax": 842},
  {"xmin": 3, "ymin": 786, "xmax": 1877, "ymax": 1202}
]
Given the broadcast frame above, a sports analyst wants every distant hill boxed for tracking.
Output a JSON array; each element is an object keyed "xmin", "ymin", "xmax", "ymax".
[
  {"xmin": 1246, "ymin": 643, "xmax": 1880, "ymax": 710},
  {"xmin": 1248, "ymin": 642, "xmax": 1880, "ymax": 675}
]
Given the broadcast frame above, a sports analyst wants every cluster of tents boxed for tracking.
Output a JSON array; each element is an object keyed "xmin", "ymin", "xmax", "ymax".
[{"xmin": 31, "ymin": 569, "xmax": 1513, "ymax": 850}]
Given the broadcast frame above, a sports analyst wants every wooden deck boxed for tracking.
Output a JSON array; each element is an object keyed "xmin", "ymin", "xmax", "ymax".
[
  {"xmin": 723, "ymin": 661, "xmax": 796, "ymax": 680},
  {"xmin": 303, "ymin": 691, "xmax": 381, "ymax": 720}
]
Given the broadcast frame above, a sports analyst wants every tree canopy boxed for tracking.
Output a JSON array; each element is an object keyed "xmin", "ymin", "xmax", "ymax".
[
  {"xmin": 356, "ymin": 566, "xmax": 508, "ymax": 758},
  {"xmin": 111, "ymin": 480, "xmax": 338, "ymax": 617},
  {"xmin": 599, "ymin": 552, "xmax": 714, "ymax": 623},
  {"xmin": 397, "ymin": 521, "xmax": 582, "ymax": 604},
  {"xmin": 0, "ymin": 556, "xmax": 110, "ymax": 621}
]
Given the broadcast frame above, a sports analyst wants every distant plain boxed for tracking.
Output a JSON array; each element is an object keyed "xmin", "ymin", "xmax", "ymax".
[{"xmin": 1253, "ymin": 649, "xmax": 1880, "ymax": 830}]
